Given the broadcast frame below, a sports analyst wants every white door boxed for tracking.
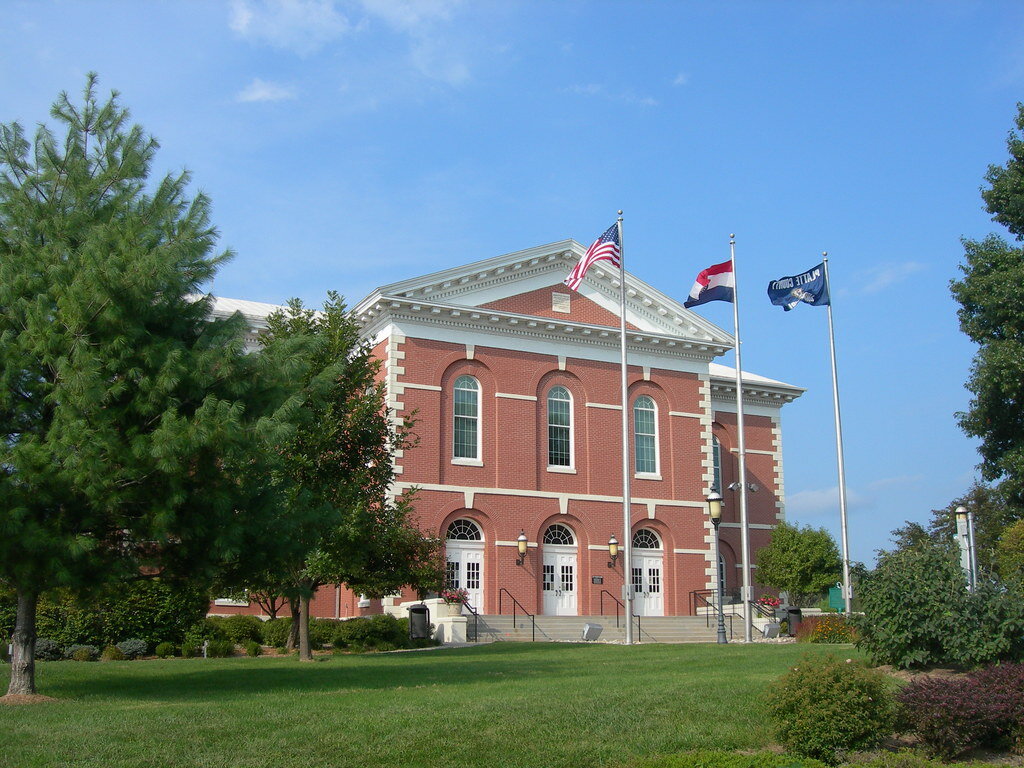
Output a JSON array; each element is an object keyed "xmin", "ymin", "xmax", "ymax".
[
  {"xmin": 445, "ymin": 541, "xmax": 484, "ymax": 612},
  {"xmin": 542, "ymin": 546, "xmax": 577, "ymax": 615},
  {"xmin": 631, "ymin": 552, "xmax": 664, "ymax": 617}
]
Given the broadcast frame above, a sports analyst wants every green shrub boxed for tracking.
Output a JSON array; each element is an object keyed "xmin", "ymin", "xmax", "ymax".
[
  {"xmin": 244, "ymin": 640, "xmax": 262, "ymax": 657},
  {"xmin": 205, "ymin": 639, "xmax": 235, "ymax": 658},
  {"xmin": 183, "ymin": 617, "xmax": 228, "ymax": 646},
  {"xmin": 116, "ymin": 638, "xmax": 147, "ymax": 659},
  {"xmin": 34, "ymin": 638, "xmax": 63, "ymax": 661},
  {"xmin": 627, "ymin": 750, "xmax": 828, "ymax": 767},
  {"xmin": 180, "ymin": 641, "xmax": 199, "ymax": 658},
  {"xmin": 332, "ymin": 614, "xmax": 408, "ymax": 651},
  {"xmin": 219, "ymin": 614, "xmax": 264, "ymax": 645},
  {"xmin": 1, "ymin": 642, "xmax": 9, "ymax": 663},
  {"xmin": 795, "ymin": 614, "xmax": 858, "ymax": 644},
  {"xmin": 67, "ymin": 644, "xmax": 99, "ymax": 661},
  {"xmin": 764, "ymin": 655, "xmax": 894, "ymax": 764},
  {"xmin": 155, "ymin": 642, "xmax": 176, "ymax": 658},
  {"xmin": 855, "ymin": 534, "xmax": 1024, "ymax": 668},
  {"xmin": 309, "ymin": 618, "xmax": 341, "ymax": 649},
  {"xmin": 101, "ymin": 644, "xmax": 127, "ymax": 661},
  {"xmin": 896, "ymin": 662, "xmax": 1024, "ymax": 759},
  {"xmin": 0, "ymin": 587, "xmax": 16, "ymax": 640},
  {"xmin": 261, "ymin": 617, "xmax": 292, "ymax": 648},
  {"xmin": 34, "ymin": 581, "xmax": 208, "ymax": 649}
]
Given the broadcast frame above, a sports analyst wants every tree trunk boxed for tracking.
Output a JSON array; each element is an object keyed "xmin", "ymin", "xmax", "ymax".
[
  {"xmin": 286, "ymin": 599, "xmax": 300, "ymax": 651},
  {"xmin": 298, "ymin": 594, "xmax": 312, "ymax": 662},
  {"xmin": 6, "ymin": 588, "xmax": 38, "ymax": 697}
]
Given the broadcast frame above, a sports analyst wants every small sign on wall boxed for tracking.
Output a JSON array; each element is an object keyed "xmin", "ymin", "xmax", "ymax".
[{"xmin": 591, "ymin": 576, "xmax": 604, "ymax": 584}]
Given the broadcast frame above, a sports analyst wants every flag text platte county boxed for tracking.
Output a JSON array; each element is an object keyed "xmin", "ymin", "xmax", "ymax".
[{"xmin": 767, "ymin": 258, "xmax": 851, "ymax": 614}]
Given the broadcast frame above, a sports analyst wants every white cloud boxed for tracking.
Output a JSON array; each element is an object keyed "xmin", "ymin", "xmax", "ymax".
[
  {"xmin": 236, "ymin": 78, "xmax": 297, "ymax": 103},
  {"xmin": 566, "ymin": 83, "xmax": 658, "ymax": 107},
  {"xmin": 357, "ymin": 0, "xmax": 459, "ymax": 32},
  {"xmin": 860, "ymin": 262, "xmax": 926, "ymax": 294},
  {"xmin": 229, "ymin": 0, "xmax": 351, "ymax": 55},
  {"xmin": 672, "ymin": 72, "xmax": 689, "ymax": 87},
  {"xmin": 786, "ymin": 475, "xmax": 923, "ymax": 517}
]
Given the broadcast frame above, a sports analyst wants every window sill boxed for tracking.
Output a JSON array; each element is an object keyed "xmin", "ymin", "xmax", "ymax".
[
  {"xmin": 634, "ymin": 472, "xmax": 662, "ymax": 481},
  {"xmin": 451, "ymin": 458, "xmax": 484, "ymax": 467},
  {"xmin": 547, "ymin": 465, "xmax": 577, "ymax": 474}
]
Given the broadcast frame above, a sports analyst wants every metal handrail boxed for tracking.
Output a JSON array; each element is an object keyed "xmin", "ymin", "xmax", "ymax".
[
  {"xmin": 599, "ymin": 589, "xmax": 623, "ymax": 627},
  {"xmin": 692, "ymin": 590, "xmax": 736, "ymax": 640},
  {"xmin": 498, "ymin": 588, "xmax": 535, "ymax": 642},
  {"xmin": 462, "ymin": 601, "xmax": 481, "ymax": 642},
  {"xmin": 598, "ymin": 589, "xmax": 641, "ymax": 637},
  {"xmin": 748, "ymin": 600, "xmax": 775, "ymax": 620}
]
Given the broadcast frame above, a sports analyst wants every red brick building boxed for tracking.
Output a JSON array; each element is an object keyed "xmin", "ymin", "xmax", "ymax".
[{"xmin": 211, "ymin": 239, "xmax": 802, "ymax": 619}]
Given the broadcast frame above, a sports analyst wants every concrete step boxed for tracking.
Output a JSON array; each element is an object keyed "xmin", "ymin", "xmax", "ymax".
[{"xmin": 470, "ymin": 614, "xmax": 732, "ymax": 643}]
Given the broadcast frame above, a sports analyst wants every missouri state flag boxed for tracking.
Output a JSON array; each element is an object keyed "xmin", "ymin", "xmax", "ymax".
[{"xmin": 683, "ymin": 260, "xmax": 734, "ymax": 308}]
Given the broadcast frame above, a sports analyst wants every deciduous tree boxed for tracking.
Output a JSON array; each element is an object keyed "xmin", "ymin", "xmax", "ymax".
[
  {"xmin": 754, "ymin": 522, "xmax": 842, "ymax": 607},
  {"xmin": 952, "ymin": 103, "xmax": 1024, "ymax": 500}
]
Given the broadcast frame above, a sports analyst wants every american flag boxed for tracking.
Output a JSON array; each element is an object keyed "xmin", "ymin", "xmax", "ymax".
[{"xmin": 564, "ymin": 223, "xmax": 621, "ymax": 291}]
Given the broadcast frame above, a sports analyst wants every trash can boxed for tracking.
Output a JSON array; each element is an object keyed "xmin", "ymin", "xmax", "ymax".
[
  {"xmin": 408, "ymin": 603, "xmax": 431, "ymax": 640},
  {"xmin": 786, "ymin": 607, "xmax": 803, "ymax": 637}
]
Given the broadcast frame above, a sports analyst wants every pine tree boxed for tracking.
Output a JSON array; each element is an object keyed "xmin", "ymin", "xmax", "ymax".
[{"xmin": 0, "ymin": 75, "xmax": 286, "ymax": 695}]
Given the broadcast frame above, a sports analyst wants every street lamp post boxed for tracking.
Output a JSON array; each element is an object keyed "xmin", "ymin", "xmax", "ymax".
[
  {"xmin": 955, "ymin": 505, "xmax": 977, "ymax": 591},
  {"xmin": 707, "ymin": 490, "xmax": 728, "ymax": 644}
]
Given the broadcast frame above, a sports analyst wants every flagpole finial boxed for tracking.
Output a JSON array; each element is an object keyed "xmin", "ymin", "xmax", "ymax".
[
  {"xmin": 617, "ymin": 209, "xmax": 623, "ymax": 220},
  {"xmin": 729, "ymin": 233, "xmax": 735, "ymax": 245}
]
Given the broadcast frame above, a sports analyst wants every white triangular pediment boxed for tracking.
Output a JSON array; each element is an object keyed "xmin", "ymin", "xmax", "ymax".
[{"xmin": 355, "ymin": 240, "xmax": 733, "ymax": 347}]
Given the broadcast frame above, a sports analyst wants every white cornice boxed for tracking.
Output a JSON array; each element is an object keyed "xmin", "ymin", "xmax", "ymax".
[
  {"xmin": 352, "ymin": 240, "xmax": 734, "ymax": 347},
  {"xmin": 358, "ymin": 295, "xmax": 731, "ymax": 363}
]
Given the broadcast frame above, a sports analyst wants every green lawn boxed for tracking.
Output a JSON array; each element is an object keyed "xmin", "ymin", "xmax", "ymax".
[{"xmin": 2, "ymin": 643, "xmax": 854, "ymax": 768}]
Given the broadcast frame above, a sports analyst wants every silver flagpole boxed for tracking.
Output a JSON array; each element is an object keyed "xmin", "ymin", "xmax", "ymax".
[
  {"xmin": 618, "ymin": 211, "xmax": 634, "ymax": 645},
  {"xmin": 822, "ymin": 254, "xmax": 852, "ymax": 614},
  {"xmin": 729, "ymin": 235, "xmax": 753, "ymax": 643}
]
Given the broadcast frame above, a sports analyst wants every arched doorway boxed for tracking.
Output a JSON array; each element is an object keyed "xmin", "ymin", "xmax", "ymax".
[
  {"xmin": 631, "ymin": 528, "xmax": 664, "ymax": 616},
  {"xmin": 542, "ymin": 523, "xmax": 578, "ymax": 615},
  {"xmin": 445, "ymin": 519, "xmax": 484, "ymax": 611}
]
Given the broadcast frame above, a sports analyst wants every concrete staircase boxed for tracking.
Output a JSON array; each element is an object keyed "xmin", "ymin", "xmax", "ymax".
[{"xmin": 470, "ymin": 614, "xmax": 737, "ymax": 643}]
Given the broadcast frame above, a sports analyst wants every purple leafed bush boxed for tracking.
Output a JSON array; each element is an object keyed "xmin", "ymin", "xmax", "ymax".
[{"xmin": 896, "ymin": 662, "xmax": 1024, "ymax": 759}]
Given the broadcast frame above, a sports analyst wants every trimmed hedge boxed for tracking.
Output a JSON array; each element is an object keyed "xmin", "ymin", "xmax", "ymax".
[
  {"xmin": 218, "ymin": 614, "xmax": 264, "ymax": 645},
  {"xmin": 155, "ymin": 642, "xmax": 176, "ymax": 658},
  {"xmin": 261, "ymin": 617, "xmax": 291, "ymax": 648},
  {"xmin": 67, "ymin": 644, "xmax": 99, "ymax": 661}
]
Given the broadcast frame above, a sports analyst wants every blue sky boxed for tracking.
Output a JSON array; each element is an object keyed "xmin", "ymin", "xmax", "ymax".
[{"xmin": 4, "ymin": 0, "xmax": 1023, "ymax": 565}]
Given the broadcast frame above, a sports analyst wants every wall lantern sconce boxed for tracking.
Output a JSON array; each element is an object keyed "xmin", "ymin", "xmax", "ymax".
[
  {"xmin": 607, "ymin": 535, "xmax": 619, "ymax": 568},
  {"xmin": 515, "ymin": 531, "xmax": 529, "ymax": 566}
]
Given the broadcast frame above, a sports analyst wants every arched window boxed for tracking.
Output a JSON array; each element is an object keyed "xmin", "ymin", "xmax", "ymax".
[
  {"xmin": 547, "ymin": 386, "xmax": 572, "ymax": 467},
  {"xmin": 712, "ymin": 435, "xmax": 722, "ymax": 492},
  {"xmin": 633, "ymin": 395, "xmax": 658, "ymax": 474},
  {"xmin": 543, "ymin": 524, "xmax": 576, "ymax": 545},
  {"xmin": 453, "ymin": 375, "xmax": 480, "ymax": 460},
  {"xmin": 446, "ymin": 519, "xmax": 483, "ymax": 541},
  {"xmin": 632, "ymin": 528, "xmax": 662, "ymax": 549}
]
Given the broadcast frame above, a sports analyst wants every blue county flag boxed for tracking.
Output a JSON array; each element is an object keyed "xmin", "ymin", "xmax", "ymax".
[
  {"xmin": 767, "ymin": 262, "xmax": 830, "ymax": 311},
  {"xmin": 564, "ymin": 223, "xmax": 621, "ymax": 291},
  {"xmin": 683, "ymin": 260, "xmax": 734, "ymax": 308}
]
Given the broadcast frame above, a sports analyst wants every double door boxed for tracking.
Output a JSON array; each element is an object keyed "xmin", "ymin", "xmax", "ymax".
[
  {"xmin": 631, "ymin": 552, "xmax": 664, "ymax": 616},
  {"xmin": 542, "ymin": 547, "xmax": 577, "ymax": 615}
]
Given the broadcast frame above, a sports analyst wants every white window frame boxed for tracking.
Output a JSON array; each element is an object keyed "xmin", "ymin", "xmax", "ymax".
[
  {"xmin": 633, "ymin": 395, "xmax": 660, "ymax": 478},
  {"xmin": 546, "ymin": 385, "xmax": 575, "ymax": 471},
  {"xmin": 452, "ymin": 375, "xmax": 482, "ymax": 464}
]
